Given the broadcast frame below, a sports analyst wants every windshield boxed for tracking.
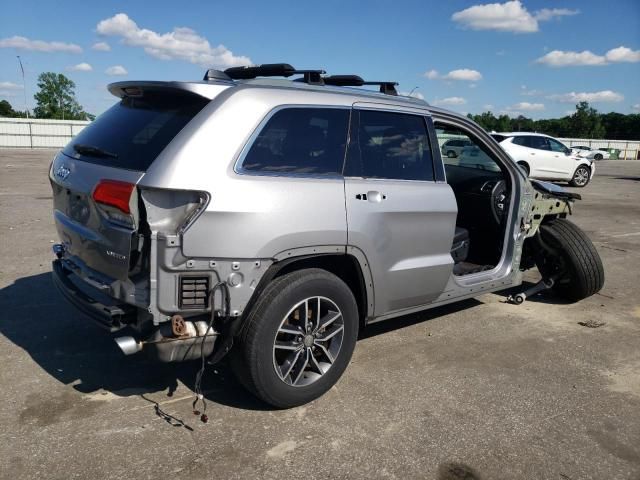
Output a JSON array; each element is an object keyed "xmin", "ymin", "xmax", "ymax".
[{"xmin": 63, "ymin": 91, "xmax": 209, "ymax": 171}]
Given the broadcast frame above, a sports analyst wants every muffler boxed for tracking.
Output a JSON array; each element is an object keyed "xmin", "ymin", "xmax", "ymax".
[
  {"xmin": 114, "ymin": 336, "xmax": 143, "ymax": 355},
  {"xmin": 113, "ymin": 316, "xmax": 218, "ymax": 362}
]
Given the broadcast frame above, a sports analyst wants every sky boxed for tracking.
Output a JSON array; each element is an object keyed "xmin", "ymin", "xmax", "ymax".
[{"xmin": 0, "ymin": 0, "xmax": 638, "ymax": 119}]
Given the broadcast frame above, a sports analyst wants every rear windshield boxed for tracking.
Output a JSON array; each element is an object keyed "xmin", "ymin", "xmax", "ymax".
[
  {"xmin": 490, "ymin": 134, "xmax": 507, "ymax": 143},
  {"xmin": 64, "ymin": 92, "xmax": 209, "ymax": 171}
]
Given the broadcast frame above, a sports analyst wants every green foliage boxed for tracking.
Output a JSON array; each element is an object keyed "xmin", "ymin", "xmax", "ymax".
[
  {"xmin": 0, "ymin": 99, "xmax": 28, "ymax": 118},
  {"xmin": 0, "ymin": 99, "xmax": 15, "ymax": 117},
  {"xmin": 468, "ymin": 102, "xmax": 640, "ymax": 140},
  {"xmin": 33, "ymin": 72, "xmax": 91, "ymax": 120}
]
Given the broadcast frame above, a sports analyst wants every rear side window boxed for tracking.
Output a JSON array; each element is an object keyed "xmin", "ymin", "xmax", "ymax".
[
  {"xmin": 512, "ymin": 136, "xmax": 529, "ymax": 147},
  {"xmin": 64, "ymin": 92, "xmax": 209, "ymax": 171},
  {"xmin": 529, "ymin": 136, "xmax": 550, "ymax": 150},
  {"xmin": 345, "ymin": 110, "xmax": 434, "ymax": 181},
  {"xmin": 241, "ymin": 108, "xmax": 350, "ymax": 175}
]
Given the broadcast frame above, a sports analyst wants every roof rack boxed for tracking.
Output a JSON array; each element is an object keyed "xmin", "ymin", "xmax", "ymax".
[
  {"xmin": 323, "ymin": 75, "xmax": 398, "ymax": 95},
  {"xmin": 224, "ymin": 63, "xmax": 325, "ymax": 84},
  {"xmin": 204, "ymin": 63, "xmax": 401, "ymax": 96}
]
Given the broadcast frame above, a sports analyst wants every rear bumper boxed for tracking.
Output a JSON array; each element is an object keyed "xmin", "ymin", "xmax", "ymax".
[{"xmin": 52, "ymin": 259, "xmax": 136, "ymax": 332}]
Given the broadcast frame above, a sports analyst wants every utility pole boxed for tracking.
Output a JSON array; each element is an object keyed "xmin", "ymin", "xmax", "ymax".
[{"xmin": 16, "ymin": 56, "xmax": 29, "ymax": 118}]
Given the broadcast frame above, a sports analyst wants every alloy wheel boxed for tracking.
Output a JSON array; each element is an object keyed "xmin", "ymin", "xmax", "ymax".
[
  {"xmin": 272, "ymin": 296, "xmax": 344, "ymax": 387},
  {"xmin": 573, "ymin": 167, "xmax": 590, "ymax": 186}
]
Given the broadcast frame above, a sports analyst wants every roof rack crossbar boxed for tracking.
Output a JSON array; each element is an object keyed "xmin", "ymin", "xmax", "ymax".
[
  {"xmin": 323, "ymin": 75, "xmax": 365, "ymax": 87},
  {"xmin": 213, "ymin": 64, "xmax": 401, "ymax": 96},
  {"xmin": 223, "ymin": 63, "xmax": 326, "ymax": 84},
  {"xmin": 323, "ymin": 75, "xmax": 398, "ymax": 95},
  {"xmin": 362, "ymin": 81, "xmax": 399, "ymax": 96},
  {"xmin": 203, "ymin": 69, "xmax": 233, "ymax": 82}
]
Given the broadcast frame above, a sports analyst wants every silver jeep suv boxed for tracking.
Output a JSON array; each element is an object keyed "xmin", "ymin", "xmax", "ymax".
[{"xmin": 50, "ymin": 64, "xmax": 604, "ymax": 407}]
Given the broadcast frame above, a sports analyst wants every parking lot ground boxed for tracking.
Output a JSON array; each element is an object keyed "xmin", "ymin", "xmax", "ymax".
[{"xmin": 0, "ymin": 149, "xmax": 639, "ymax": 480}]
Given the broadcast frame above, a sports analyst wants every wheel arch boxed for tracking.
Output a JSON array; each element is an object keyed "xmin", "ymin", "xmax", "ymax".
[
  {"xmin": 241, "ymin": 250, "xmax": 374, "ymax": 331},
  {"xmin": 516, "ymin": 160, "xmax": 530, "ymax": 175}
]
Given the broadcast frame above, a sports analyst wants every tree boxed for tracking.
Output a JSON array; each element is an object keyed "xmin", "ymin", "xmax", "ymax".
[
  {"xmin": 567, "ymin": 102, "xmax": 605, "ymax": 139},
  {"xmin": 0, "ymin": 99, "xmax": 15, "ymax": 117},
  {"xmin": 33, "ymin": 72, "xmax": 90, "ymax": 120}
]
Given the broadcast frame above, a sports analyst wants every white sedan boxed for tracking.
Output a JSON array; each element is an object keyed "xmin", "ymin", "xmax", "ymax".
[{"xmin": 571, "ymin": 145, "xmax": 611, "ymax": 160}]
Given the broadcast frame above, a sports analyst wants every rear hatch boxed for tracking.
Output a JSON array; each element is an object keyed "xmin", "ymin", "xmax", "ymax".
[{"xmin": 51, "ymin": 89, "xmax": 210, "ymax": 284}]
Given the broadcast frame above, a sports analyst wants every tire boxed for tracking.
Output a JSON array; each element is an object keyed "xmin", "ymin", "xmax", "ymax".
[
  {"xmin": 537, "ymin": 219, "xmax": 604, "ymax": 302},
  {"xmin": 231, "ymin": 268, "xmax": 359, "ymax": 408},
  {"xmin": 594, "ymin": 154, "xmax": 603, "ymax": 160},
  {"xmin": 517, "ymin": 161, "xmax": 530, "ymax": 177},
  {"xmin": 447, "ymin": 150, "xmax": 457, "ymax": 158},
  {"xmin": 569, "ymin": 165, "xmax": 591, "ymax": 187}
]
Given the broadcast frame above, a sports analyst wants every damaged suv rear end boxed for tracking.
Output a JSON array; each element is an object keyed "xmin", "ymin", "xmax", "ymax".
[
  {"xmin": 50, "ymin": 65, "xmax": 604, "ymax": 408},
  {"xmin": 51, "ymin": 81, "xmax": 224, "ymax": 362}
]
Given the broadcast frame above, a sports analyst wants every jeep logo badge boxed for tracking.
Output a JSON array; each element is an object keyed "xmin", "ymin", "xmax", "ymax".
[{"xmin": 55, "ymin": 165, "xmax": 71, "ymax": 181}]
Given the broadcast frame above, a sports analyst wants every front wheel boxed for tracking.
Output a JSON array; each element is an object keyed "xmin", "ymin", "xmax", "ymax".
[
  {"xmin": 536, "ymin": 219, "xmax": 604, "ymax": 302},
  {"xmin": 569, "ymin": 165, "xmax": 591, "ymax": 187},
  {"xmin": 447, "ymin": 150, "xmax": 457, "ymax": 158},
  {"xmin": 231, "ymin": 269, "xmax": 359, "ymax": 408}
]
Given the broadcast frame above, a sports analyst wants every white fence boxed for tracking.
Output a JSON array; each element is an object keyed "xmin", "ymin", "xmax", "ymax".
[
  {"xmin": 0, "ymin": 117, "xmax": 90, "ymax": 148},
  {"xmin": 1, "ymin": 117, "xmax": 639, "ymax": 159},
  {"xmin": 558, "ymin": 138, "xmax": 640, "ymax": 160}
]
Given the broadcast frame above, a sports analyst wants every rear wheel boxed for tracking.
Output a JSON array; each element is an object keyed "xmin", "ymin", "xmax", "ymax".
[
  {"xmin": 569, "ymin": 165, "xmax": 591, "ymax": 187},
  {"xmin": 536, "ymin": 219, "xmax": 604, "ymax": 302},
  {"xmin": 447, "ymin": 150, "xmax": 457, "ymax": 158},
  {"xmin": 231, "ymin": 269, "xmax": 358, "ymax": 408},
  {"xmin": 594, "ymin": 153, "xmax": 603, "ymax": 160}
]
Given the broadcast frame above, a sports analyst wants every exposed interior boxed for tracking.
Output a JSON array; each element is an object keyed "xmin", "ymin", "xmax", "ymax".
[{"xmin": 436, "ymin": 123, "xmax": 512, "ymax": 276}]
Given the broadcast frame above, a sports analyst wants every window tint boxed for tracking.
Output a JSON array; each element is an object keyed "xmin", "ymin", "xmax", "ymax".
[
  {"xmin": 512, "ymin": 136, "xmax": 529, "ymax": 147},
  {"xmin": 435, "ymin": 124, "xmax": 502, "ymax": 173},
  {"xmin": 63, "ymin": 92, "xmax": 209, "ymax": 171},
  {"xmin": 345, "ymin": 110, "xmax": 434, "ymax": 181},
  {"xmin": 490, "ymin": 134, "xmax": 507, "ymax": 143},
  {"xmin": 528, "ymin": 136, "xmax": 550, "ymax": 150},
  {"xmin": 548, "ymin": 138, "xmax": 568, "ymax": 153},
  {"xmin": 242, "ymin": 108, "xmax": 349, "ymax": 175}
]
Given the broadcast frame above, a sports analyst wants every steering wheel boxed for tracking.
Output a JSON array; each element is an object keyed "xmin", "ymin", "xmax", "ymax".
[{"xmin": 491, "ymin": 179, "xmax": 509, "ymax": 224}]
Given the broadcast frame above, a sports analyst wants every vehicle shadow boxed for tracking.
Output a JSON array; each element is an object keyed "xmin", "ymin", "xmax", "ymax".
[
  {"xmin": 495, "ymin": 280, "xmax": 572, "ymax": 305},
  {"xmin": 0, "ymin": 273, "xmax": 559, "ymax": 414},
  {"xmin": 437, "ymin": 461, "xmax": 483, "ymax": 480},
  {"xmin": 0, "ymin": 272, "xmax": 269, "ymax": 412},
  {"xmin": 359, "ymin": 298, "xmax": 482, "ymax": 340}
]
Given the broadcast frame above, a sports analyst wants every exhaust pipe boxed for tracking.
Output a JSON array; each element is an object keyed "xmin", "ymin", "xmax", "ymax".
[{"xmin": 114, "ymin": 336, "xmax": 142, "ymax": 356}]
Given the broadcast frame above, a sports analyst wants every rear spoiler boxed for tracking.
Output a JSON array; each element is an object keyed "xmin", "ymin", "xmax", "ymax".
[{"xmin": 108, "ymin": 81, "xmax": 232, "ymax": 100}]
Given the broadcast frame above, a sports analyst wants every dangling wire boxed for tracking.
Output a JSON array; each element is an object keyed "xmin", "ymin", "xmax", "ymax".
[{"xmin": 192, "ymin": 281, "xmax": 230, "ymax": 423}]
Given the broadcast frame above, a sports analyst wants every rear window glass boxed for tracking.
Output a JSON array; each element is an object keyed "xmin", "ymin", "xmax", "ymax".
[
  {"xmin": 63, "ymin": 92, "xmax": 209, "ymax": 171},
  {"xmin": 490, "ymin": 134, "xmax": 507, "ymax": 143},
  {"xmin": 241, "ymin": 107, "xmax": 350, "ymax": 175}
]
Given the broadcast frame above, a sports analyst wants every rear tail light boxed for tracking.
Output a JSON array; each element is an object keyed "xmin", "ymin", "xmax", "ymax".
[
  {"xmin": 93, "ymin": 180, "xmax": 135, "ymax": 214},
  {"xmin": 93, "ymin": 180, "xmax": 136, "ymax": 228}
]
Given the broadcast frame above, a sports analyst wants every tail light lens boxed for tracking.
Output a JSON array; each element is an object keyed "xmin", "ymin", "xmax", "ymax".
[
  {"xmin": 93, "ymin": 180, "xmax": 136, "ymax": 228},
  {"xmin": 93, "ymin": 180, "xmax": 135, "ymax": 213}
]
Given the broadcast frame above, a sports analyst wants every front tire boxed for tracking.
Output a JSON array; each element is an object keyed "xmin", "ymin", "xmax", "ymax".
[
  {"xmin": 536, "ymin": 219, "xmax": 604, "ymax": 302},
  {"xmin": 231, "ymin": 269, "xmax": 359, "ymax": 408},
  {"xmin": 594, "ymin": 154, "xmax": 603, "ymax": 160},
  {"xmin": 447, "ymin": 150, "xmax": 457, "ymax": 158},
  {"xmin": 569, "ymin": 165, "xmax": 591, "ymax": 187}
]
